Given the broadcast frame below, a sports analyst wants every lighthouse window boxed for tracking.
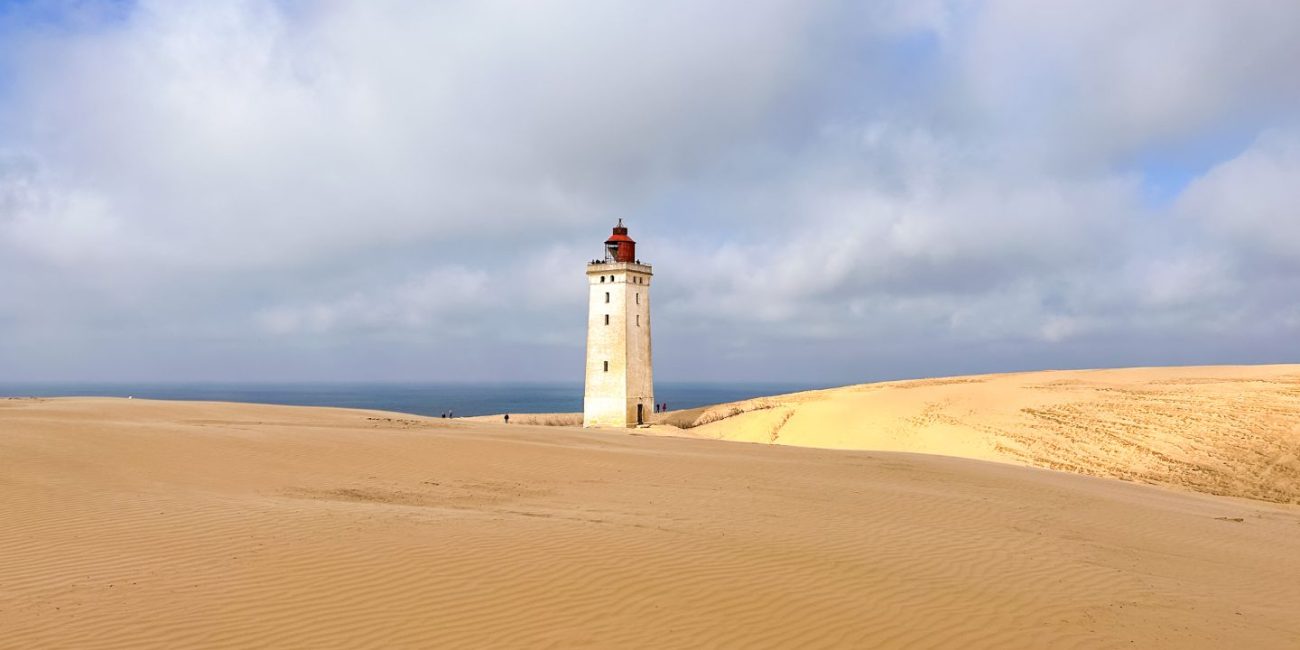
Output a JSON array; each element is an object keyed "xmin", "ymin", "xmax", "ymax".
[
  {"xmin": 604, "ymin": 314, "xmax": 610, "ymax": 325},
  {"xmin": 603, "ymin": 361, "xmax": 609, "ymax": 372},
  {"xmin": 605, "ymin": 292, "xmax": 610, "ymax": 303},
  {"xmin": 636, "ymin": 293, "xmax": 640, "ymax": 304},
  {"xmin": 636, "ymin": 315, "xmax": 640, "ymax": 326},
  {"xmin": 600, "ymin": 276, "xmax": 605, "ymax": 283}
]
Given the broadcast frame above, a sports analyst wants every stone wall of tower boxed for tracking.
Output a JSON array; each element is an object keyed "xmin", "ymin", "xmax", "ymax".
[
  {"xmin": 623, "ymin": 266, "xmax": 653, "ymax": 424},
  {"xmin": 583, "ymin": 261, "xmax": 654, "ymax": 427}
]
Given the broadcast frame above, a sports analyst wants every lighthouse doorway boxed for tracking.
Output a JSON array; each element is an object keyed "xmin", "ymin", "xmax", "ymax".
[{"xmin": 636, "ymin": 404, "xmax": 644, "ymax": 425}]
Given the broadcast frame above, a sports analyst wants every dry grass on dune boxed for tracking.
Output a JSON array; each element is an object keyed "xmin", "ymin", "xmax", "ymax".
[
  {"xmin": 654, "ymin": 398, "xmax": 785, "ymax": 429},
  {"xmin": 2, "ymin": 397, "xmax": 1299, "ymax": 648},
  {"xmin": 665, "ymin": 365, "xmax": 1300, "ymax": 503}
]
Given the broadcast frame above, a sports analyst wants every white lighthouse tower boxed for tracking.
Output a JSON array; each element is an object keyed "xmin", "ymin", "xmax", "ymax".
[{"xmin": 583, "ymin": 220, "xmax": 654, "ymax": 428}]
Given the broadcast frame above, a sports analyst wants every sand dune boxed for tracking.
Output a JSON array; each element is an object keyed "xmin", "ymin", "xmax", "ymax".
[
  {"xmin": 3, "ymin": 395, "xmax": 1300, "ymax": 648},
  {"xmin": 463, "ymin": 412, "xmax": 582, "ymax": 426},
  {"xmin": 654, "ymin": 365, "xmax": 1300, "ymax": 503}
]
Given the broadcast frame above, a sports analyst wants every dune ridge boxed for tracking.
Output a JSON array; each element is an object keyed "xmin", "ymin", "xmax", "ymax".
[
  {"xmin": 2, "ymin": 395, "xmax": 1300, "ymax": 648},
  {"xmin": 642, "ymin": 365, "xmax": 1300, "ymax": 503}
]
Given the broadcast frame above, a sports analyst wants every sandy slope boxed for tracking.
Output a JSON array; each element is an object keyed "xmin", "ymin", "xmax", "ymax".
[
  {"xmin": 658, "ymin": 365, "xmax": 1300, "ymax": 503},
  {"xmin": 3, "ymin": 397, "xmax": 1299, "ymax": 648}
]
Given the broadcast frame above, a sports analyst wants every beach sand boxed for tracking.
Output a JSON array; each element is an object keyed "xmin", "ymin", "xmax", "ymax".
[
  {"xmin": 3, "ymin": 380, "xmax": 1300, "ymax": 648},
  {"xmin": 654, "ymin": 365, "xmax": 1300, "ymax": 503}
]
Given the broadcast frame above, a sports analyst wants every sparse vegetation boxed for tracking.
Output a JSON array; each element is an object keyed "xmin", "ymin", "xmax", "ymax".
[
  {"xmin": 768, "ymin": 409, "xmax": 794, "ymax": 443},
  {"xmin": 670, "ymin": 400, "xmax": 780, "ymax": 429}
]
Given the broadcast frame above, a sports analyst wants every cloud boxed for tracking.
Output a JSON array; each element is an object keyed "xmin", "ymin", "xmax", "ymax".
[
  {"xmin": 956, "ymin": 1, "xmax": 1300, "ymax": 166},
  {"xmin": 2, "ymin": 0, "xmax": 842, "ymax": 266},
  {"xmin": 256, "ymin": 266, "xmax": 490, "ymax": 336},
  {"xmin": 0, "ymin": 0, "xmax": 1297, "ymax": 382},
  {"xmin": 1180, "ymin": 129, "xmax": 1300, "ymax": 265}
]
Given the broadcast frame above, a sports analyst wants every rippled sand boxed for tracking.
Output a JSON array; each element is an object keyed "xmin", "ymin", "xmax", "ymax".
[{"xmin": 3, "ymin": 390, "xmax": 1299, "ymax": 648}]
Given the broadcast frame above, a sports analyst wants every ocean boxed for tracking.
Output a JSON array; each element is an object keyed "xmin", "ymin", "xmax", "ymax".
[{"xmin": 0, "ymin": 382, "xmax": 826, "ymax": 418}]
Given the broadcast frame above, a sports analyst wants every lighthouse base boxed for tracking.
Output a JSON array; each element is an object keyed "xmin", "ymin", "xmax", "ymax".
[{"xmin": 583, "ymin": 396, "xmax": 655, "ymax": 428}]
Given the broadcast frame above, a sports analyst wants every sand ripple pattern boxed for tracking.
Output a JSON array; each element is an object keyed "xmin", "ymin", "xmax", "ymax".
[{"xmin": 2, "ymin": 395, "xmax": 1300, "ymax": 648}]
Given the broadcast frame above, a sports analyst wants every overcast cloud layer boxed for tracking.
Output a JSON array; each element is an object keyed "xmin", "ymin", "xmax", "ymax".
[{"xmin": 1, "ymin": 0, "xmax": 1297, "ymax": 383}]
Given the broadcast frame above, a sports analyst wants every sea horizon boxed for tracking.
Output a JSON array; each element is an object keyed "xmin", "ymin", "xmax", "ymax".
[{"xmin": 0, "ymin": 381, "xmax": 832, "ymax": 418}]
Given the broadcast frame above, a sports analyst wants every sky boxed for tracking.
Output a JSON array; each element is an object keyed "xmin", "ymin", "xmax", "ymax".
[{"xmin": 0, "ymin": 0, "xmax": 1297, "ymax": 384}]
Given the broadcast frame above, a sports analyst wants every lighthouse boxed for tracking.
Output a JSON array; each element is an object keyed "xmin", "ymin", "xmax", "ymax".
[{"xmin": 583, "ymin": 220, "xmax": 654, "ymax": 428}]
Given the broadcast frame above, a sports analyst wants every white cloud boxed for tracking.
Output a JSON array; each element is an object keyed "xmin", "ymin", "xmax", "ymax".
[
  {"xmin": 256, "ymin": 266, "xmax": 490, "ymax": 335},
  {"xmin": 957, "ymin": 1, "xmax": 1300, "ymax": 166},
  {"xmin": 0, "ymin": 0, "xmax": 1297, "ymax": 382},
  {"xmin": 1179, "ymin": 129, "xmax": 1300, "ymax": 263},
  {"xmin": 3, "ymin": 0, "xmax": 842, "ymax": 270}
]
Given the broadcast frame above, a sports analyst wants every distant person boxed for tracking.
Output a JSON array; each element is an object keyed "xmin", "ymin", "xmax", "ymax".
[{"xmin": 504, "ymin": 414, "xmax": 510, "ymax": 424}]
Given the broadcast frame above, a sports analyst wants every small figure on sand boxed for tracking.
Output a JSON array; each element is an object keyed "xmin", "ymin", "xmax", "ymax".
[{"xmin": 504, "ymin": 414, "xmax": 510, "ymax": 424}]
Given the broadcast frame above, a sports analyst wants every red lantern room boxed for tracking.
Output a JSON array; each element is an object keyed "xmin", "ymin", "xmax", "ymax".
[{"xmin": 605, "ymin": 219, "xmax": 636, "ymax": 263}]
